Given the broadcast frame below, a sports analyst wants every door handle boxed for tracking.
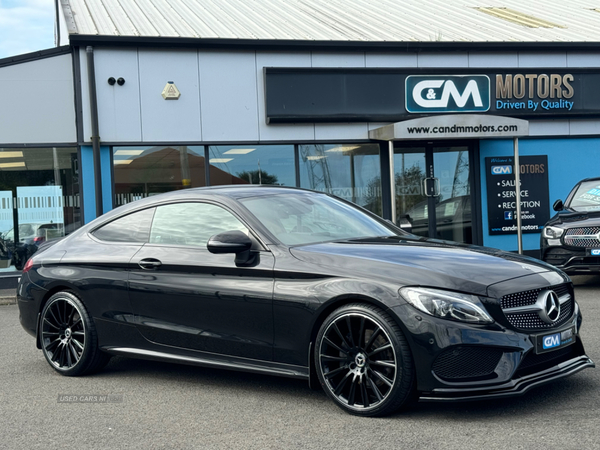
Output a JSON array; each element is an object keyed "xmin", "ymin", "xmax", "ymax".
[{"xmin": 138, "ymin": 258, "xmax": 162, "ymax": 270}]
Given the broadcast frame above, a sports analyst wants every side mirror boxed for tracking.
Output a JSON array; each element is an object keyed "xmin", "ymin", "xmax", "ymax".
[
  {"xmin": 207, "ymin": 230, "xmax": 256, "ymax": 265},
  {"xmin": 553, "ymin": 199, "xmax": 564, "ymax": 212}
]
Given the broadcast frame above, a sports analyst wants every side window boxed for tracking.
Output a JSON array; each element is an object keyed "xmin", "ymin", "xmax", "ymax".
[
  {"xmin": 92, "ymin": 208, "xmax": 155, "ymax": 243},
  {"xmin": 149, "ymin": 202, "xmax": 248, "ymax": 248}
]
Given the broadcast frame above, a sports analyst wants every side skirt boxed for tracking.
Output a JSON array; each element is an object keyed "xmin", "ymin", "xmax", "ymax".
[{"xmin": 105, "ymin": 346, "xmax": 309, "ymax": 380}]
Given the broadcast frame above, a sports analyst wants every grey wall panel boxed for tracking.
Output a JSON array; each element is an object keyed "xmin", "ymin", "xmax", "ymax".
[
  {"xmin": 80, "ymin": 47, "xmax": 92, "ymax": 143},
  {"xmin": 518, "ymin": 52, "xmax": 567, "ymax": 68},
  {"xmin": 311, "ymin": 52, "xmax": 366, "ymax": 67},
  {"xmin": 312, "ymin": 52, "xmax": 368, "ymax": 140},
  {"xmin": 199, "ymin": 50, "xmax": 259, "ymax": 142},
  {"xmin": 139, "ymin": 49, "xmax": 202, "ymax": 142},
  {"xmin": 528, "ymin": 120, "xmax": 570, "ymax": 136},
  {"xmin": 468, "ymin": 53, "xmax": 519, "ymax": 68},
  {"xmin": 365, "ymin": 53, "xmax": 417, "ymax": 68},
  {"xmin": 567, "ymin": 52, "xmax": 600, "ymax": 67},
  {"xmin": 94, "ymin": 49, "xmax": 142, "ymax": 142},
  {"xmin": 418, "ymin": 53, "xmax": 469, "ymax": 67},
  {"xmin": 314, "ymin": 123, "xmax": 369, "ymax": 141},
  {"xmin": 368, "ymin": 122, "xmax": 392, "ymax": 131},
  {"xmin": 569, "ymin": 119, "xmax": 600, "ymax": 135},
  {"xmin": 0, "ymin": 54, "xmax": 76, "ymax": 144},
  {"xmin": 256, "ymin": 52, "xmax": 314, "ymax": 141}
]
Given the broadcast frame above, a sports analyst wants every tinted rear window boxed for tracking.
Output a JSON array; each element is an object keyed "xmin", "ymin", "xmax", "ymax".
[{"xmin": 92, "ymin": 208, "xmax": 155, "ymax": 243}]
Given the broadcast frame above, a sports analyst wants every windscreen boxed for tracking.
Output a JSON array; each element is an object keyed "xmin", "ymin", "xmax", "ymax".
[
  {"xmin": 568, "ymin": 181, "xmax": 600, "ymax": 211},
  {"xmin": 238, "ymin": 192, "xmax": 397, "ymax": 245}
]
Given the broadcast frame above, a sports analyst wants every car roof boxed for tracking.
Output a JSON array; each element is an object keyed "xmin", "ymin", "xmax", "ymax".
[{"xmin": 91, "ymin": 185, "xmax": 328, "ymax": 224}]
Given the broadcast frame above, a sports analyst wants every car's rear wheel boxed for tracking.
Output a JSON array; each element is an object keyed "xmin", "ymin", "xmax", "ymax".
[
  {"xmin": 40, "ymin": 291, "xmax": 110, "ymax": 376},
  {"xmin": 315, "ymin": 303, "xmax": 415, "ymax": 416}
]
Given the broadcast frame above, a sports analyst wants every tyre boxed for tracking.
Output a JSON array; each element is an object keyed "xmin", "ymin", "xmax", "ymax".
[
  {"xmin": 315, "ymin": 303, "xmax": 415, "ymax": 416},
  {"xmin": 40, "ymin": 291, "xmax": 111, "ymax": 376}
]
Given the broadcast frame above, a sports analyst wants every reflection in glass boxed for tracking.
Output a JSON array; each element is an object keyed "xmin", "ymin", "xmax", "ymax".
[
  {"xmin": 433, "ymin": 149, "xmax": 471, "ymax": 243},
  {"xmin": 299, "ymin": 144, "xmax": 381, "ymax": 214},
  {"xmin": 394, "ymin": 150, "xmax": 427, "ymax": 233},
  {"xmin": 150, "ymin": 203, "xmax": 248, "ymax": 247},
  {"xmin": 113, "ymin": 146, "xmax": 206, "ymax": 206},
  {"xmin": 208, "ymin": 145, "xmax": 295, "ymax": 187},
  {"xmin": 0, "ymin": 147, "xmax": 80, "ymax": 271}
]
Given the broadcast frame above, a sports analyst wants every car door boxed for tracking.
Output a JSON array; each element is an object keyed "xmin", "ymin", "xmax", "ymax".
[{"xmin": 128, "ymin": 201, "xmax": 275, "ymax": 361}]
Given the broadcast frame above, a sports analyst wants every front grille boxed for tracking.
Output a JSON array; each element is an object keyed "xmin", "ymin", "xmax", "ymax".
[
  {"xmin": 564, "ymin": 227, "xmax": 600, "ymax": 248},
  {"xmin": 432, "ymin": 346, "xmax": 502, "ymax": 381},
  {"xmin": 501, "ymin": 284, "xmax": 569, "ymax": 310},
  {"xmin": 501, "ymin": 284, "xmax": 573, "ymax": 331}
]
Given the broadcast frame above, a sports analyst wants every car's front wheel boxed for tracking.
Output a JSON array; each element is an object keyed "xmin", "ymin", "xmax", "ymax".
[
  {"xmin": 40, "ymin": 291, "xmax": 110, "ymax": 376},
  {"xmin": 315, "ymin": 303, "xmax": 415, "ymax": 416}
]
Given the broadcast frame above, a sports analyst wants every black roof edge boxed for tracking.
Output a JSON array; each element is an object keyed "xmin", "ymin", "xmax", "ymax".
[
  {"xmin": 0, "ymin": 46, "xmax": 71, "ymax": 69},
  {"xmin": 70, "ymin": 35, "xmax": 600, "ymax": 53}
]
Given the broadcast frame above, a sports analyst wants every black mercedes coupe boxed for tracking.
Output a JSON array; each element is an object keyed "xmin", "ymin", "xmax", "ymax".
[{"xmin": 17, "ymin": 186, "xmax": 594, "ymax": 416}]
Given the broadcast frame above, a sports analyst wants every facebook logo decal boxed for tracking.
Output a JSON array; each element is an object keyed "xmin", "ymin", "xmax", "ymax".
[{"xmin": 504, "ymin": 211, "xmax": 513, "ymax": 220}]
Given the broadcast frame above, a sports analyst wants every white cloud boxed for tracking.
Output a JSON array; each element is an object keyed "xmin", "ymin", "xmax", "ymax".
[{"xmin": 0, "ymin": 0, "xmax": 56, "ymax": 59}]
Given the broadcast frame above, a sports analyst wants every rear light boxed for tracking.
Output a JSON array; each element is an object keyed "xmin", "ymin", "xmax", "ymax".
[
  {"xmin": 33, "ymin": 237, "xmax": 45, "ymax": 244},
  {"xmin": 22, "ymin": 258, "xmax": 34, "ymax": 273}
]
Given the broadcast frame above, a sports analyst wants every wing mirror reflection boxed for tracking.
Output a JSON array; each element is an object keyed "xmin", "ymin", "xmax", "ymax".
[
  {"xmin": 207, "ymin": 230, "xmax": 257, "ymax": 266},
  {"xmin": 553, "ymin": 199, "xmax": 564, "ymax": 211}
]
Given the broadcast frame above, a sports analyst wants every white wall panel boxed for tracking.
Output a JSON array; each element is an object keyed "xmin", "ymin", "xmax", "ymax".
[
  {"xmin": 569, "ymin": 119, "xmax": 600, "ymax": 135},
  {"xmin": 518, "ymin": 52, "xmax": 567, "ymax": 68},
  {"xmin": 0, "ymin": 54, "xmax": 76, "ymax": 144},
  {"xmin": 528, "ymin": 120, "xmax": 570, "ymax": 136},
  {"xmin": 468, "ymin": 53, "xmax": 519, "ymax": 68},
  {"xmin": 256, "ymin": 52, "xmax": 314, "ymax": 141},
  {"xmin": 94, "ymin": 48, "xmax": 142, "ymax": 142},
  {"xmin": 418, "ymin": 53, "xmax": 469, "ymax": 67},
  {"xmin": 139, "ymin": 49, "xmax": 201, "ymax": 142},
  {"xmin": 567, "ymin": 53, "xmax": 600, "ymax": 67},
  {"xmin": 365, "ymin": 53, "xmax": 417, "ymax": 68},
  {"xmin": 199, "ymin": 50, "xmax": 259, "ymax": 142}
]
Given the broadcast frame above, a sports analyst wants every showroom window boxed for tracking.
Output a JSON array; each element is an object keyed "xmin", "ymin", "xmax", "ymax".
[
  {"xmin": 298, "ymin": 144, "xmax": 382, "ymax": 215},
  {"xmin": 0, "ymin": 147, "xmax": 81, "ymax": 271},
  {"xmin": 112, "ymin": 146, "xmax": 206, "ymax": 207},
  {"xmin": 207, "ymin": 145, "xmax": 295, "ymax": 187}
]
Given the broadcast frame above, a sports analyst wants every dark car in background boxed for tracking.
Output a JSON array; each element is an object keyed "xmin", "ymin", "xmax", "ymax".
[
  {"xmin": 17, "ymin": 186, "xmax": 594, "ymax": 416},
  {"xmin": 541, "ymin": 177, "xmax": 600, "ymax": 274}
]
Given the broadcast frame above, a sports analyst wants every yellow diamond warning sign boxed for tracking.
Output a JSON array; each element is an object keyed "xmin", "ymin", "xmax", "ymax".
[{"xmin": 162, "ymin": 82, "xmax": 181, "ymax": 100}]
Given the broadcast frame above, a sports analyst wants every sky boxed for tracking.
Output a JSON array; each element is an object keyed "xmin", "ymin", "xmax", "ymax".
[{"xmin": 0, "ymin": 0, "xmax": 56, "ymax": 59}]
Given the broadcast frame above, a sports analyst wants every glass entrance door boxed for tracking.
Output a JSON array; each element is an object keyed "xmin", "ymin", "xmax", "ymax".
[{"xmin": 394, "ymin": 143, "xmax": 473, "ymax": 244}]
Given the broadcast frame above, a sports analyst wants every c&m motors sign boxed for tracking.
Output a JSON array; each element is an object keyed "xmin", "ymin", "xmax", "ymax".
[
  {"xmin": 264, "ymin": 68, "xmax": 600, "ymax": 123},
  {"xmin": 405, "ymin": 75, "xmax": 490, "ymax": 113}
]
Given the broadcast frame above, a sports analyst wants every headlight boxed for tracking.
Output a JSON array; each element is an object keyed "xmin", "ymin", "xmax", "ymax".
[
  {"xmin": 542, "ymin": 226, "xmax": 564, "ymax": 239},
  {"xmin": 399, "ymin": 287, "xmax": 493, "ymax": 324}
]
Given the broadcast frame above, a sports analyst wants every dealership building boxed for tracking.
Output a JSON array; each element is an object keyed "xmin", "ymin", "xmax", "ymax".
[{"xmin": 1, "ymin": 0, "xmax": 600, "ymax": 280}]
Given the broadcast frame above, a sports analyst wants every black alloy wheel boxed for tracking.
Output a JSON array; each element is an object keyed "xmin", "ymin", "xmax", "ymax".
[
  {"xmin": 40, "ymin": 291, "xmax": 110, "ymax": 376},
  {"xmin": 315, "ymin": 303, "xmax": 415, "ymax": 416}
]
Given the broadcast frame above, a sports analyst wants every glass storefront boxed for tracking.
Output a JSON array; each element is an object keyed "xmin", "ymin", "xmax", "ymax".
[
  {"xmin": 394, "ymin": 144, "xmax": 473, "ymax": 244},
  {"xmin": 299, "ymin": 144, "xmax": 382, "ymax": 214},
  {"xmin": 0, "ymin": 147, "xmax": 80, "ymax": 271},
  {"xmin": 207, "ymin": 145, "xmax": 295, "ymax": 186},
  {"xmin": 113, "ymin": 146, "xmax": 206, "ymax": 207}
]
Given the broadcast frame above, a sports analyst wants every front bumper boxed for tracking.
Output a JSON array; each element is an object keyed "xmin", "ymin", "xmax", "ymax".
[
  {"xmin": 420, "ymin": 349, "xmax": 594, "ymax": 402},
  {"xmin": 391, "ymin": 301, "xmax": 594, "ymax": 402},
  {"xmin": 541, "ymin": 244, "xmax": 600, "ymax": 274}
]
